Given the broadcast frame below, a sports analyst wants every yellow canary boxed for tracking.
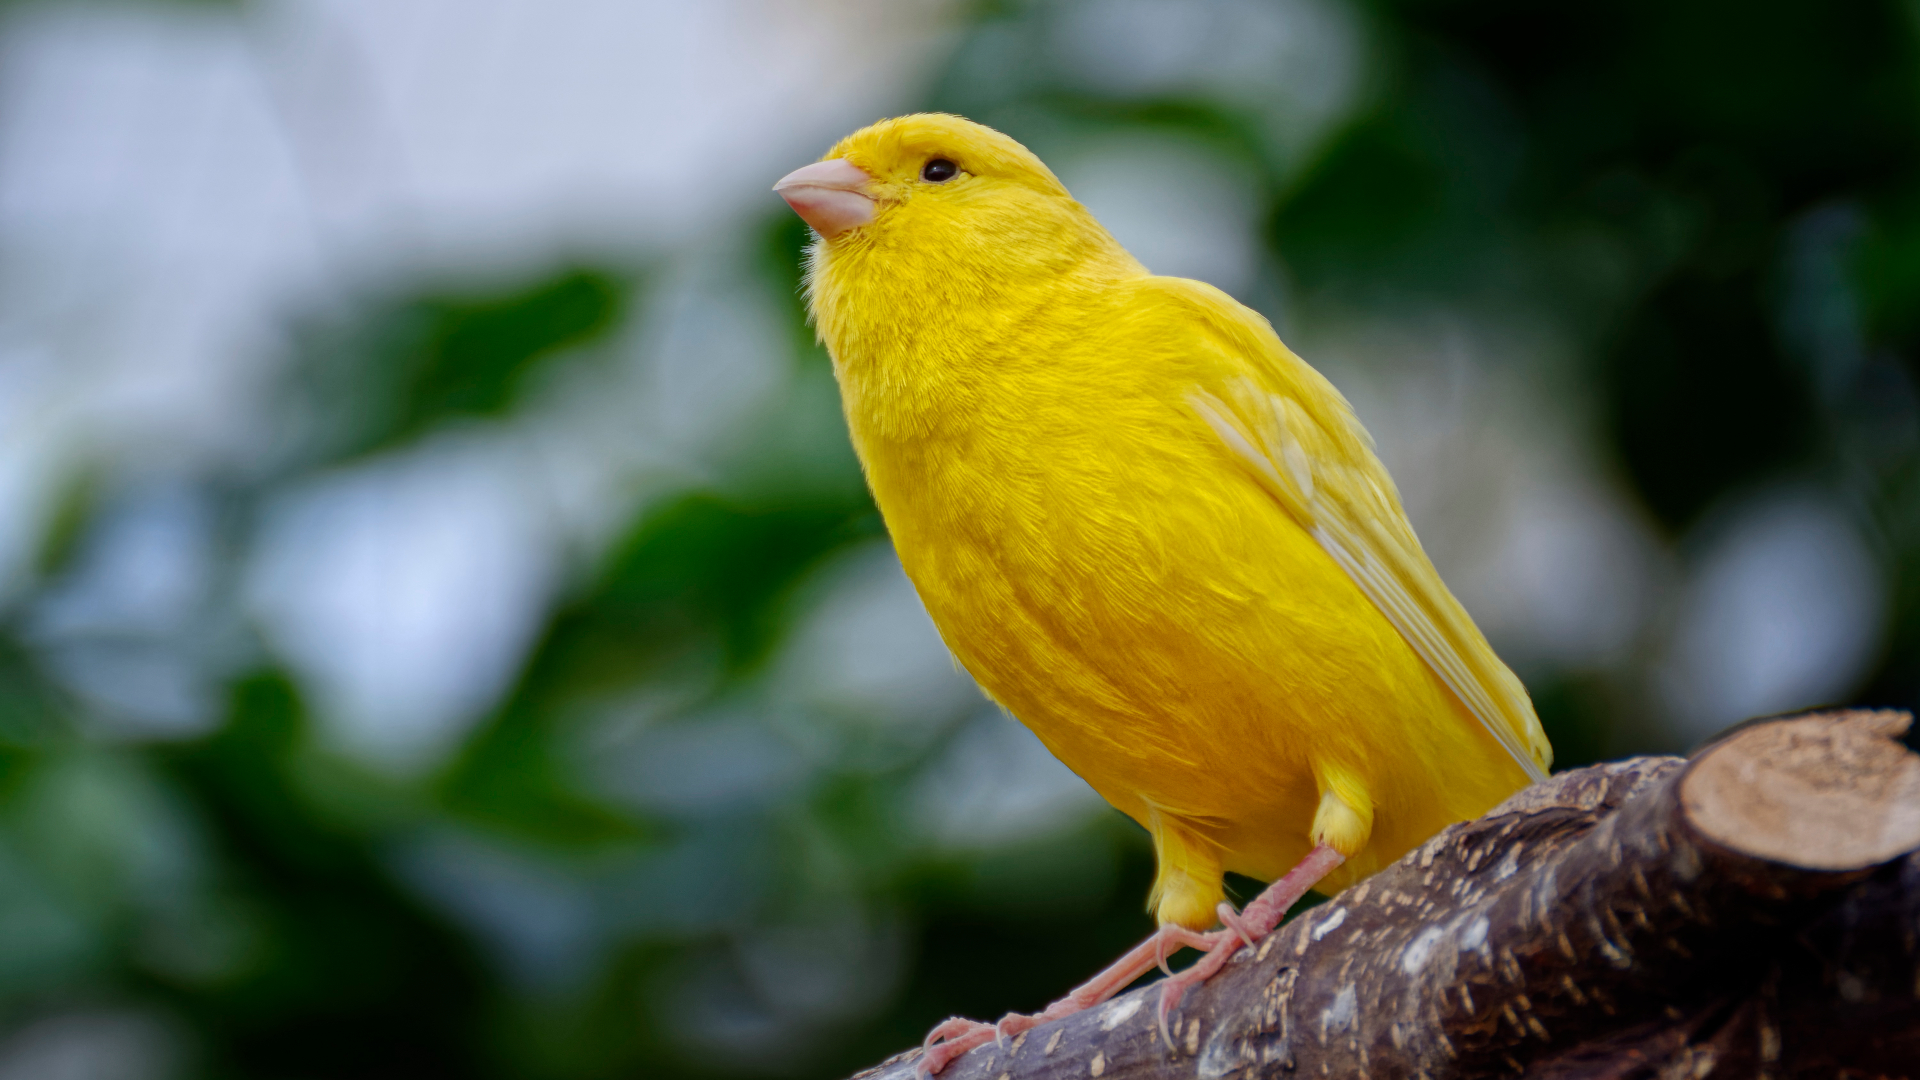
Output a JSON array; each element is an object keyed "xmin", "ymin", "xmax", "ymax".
[{"xmin": 775, "ymin": 114, "xmax": 1550, "ymax": 1065}]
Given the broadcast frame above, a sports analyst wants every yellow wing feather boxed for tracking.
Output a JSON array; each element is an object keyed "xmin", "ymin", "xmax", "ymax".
[{"xmin": 1159, "ymin": 280, "xmax": 1552, "ymax": 782}]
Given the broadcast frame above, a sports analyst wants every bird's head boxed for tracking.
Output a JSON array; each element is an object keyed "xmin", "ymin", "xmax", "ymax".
[
  {"xmin": 775, "ymin": 113, "xmax": 1134, "ymax": 304},
  {"xmin": 775, "ymin": 113, "xmax": 1073, "ymax": 242},
  {"xmin": 775, "ymin": 114, "xmax": 1138, "ymax": 395}
]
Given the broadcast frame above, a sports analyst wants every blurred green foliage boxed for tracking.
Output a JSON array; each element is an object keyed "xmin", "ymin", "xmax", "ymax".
[
  {"xmin": 289, "ymin": 269, "xmax": 633, "ymax": 464},
  {"xmin": 2, "ymin": 1, "xmax": 1919, "ymax": 1078}
]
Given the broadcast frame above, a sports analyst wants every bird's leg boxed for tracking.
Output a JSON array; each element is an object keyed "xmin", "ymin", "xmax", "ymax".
[
  {"xmin": 917, "ymin": 922, "xmax": 1222, "ymax": 1076},
  {"xmin": 1153, "ymin": 843, "xmax": 1345, "ymax": 1044},
  {"xmin": 1005, "ymin": 922, "xmax": 1222, "ymax": 1030},
  {"xmin": 922, "ymin": 846, "xmax": 1344, "ymax": 1074}
]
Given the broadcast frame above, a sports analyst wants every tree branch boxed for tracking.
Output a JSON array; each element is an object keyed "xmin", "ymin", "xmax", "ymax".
[{"xmin": 853, "ymin": 709, "xmax": 1920, "ymax": 1080}]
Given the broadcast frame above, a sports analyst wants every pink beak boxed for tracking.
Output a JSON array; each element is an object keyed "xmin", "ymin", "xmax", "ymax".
[{"xmin": 774, "ymin": 159, "xmax": 875, "ymax": 238}]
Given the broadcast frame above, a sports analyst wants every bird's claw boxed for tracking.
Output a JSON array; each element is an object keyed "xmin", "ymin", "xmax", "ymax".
[
  {"xmin": 1151, "ymin": 931, "xmax": 1240, "ymax": 1050},
  {"xmin": 1155, "ymin": 925, "xmax": 1228, "ymax": 978},
  {"xmin": 919, "ymin": 1017, "xmax": 998, "ymax": 1077},
  {"xmin": 995, "ymin": 1012, "xmax": 1040, "ymax": 1050},
  {"xmin": 1156, "ymin": 979, "xmax": 1185, "ymax": 1049},
  {"xmin": 922, "ymin": 1017, "xmax": 981, "ymax": 1050},
  {"xmin": 916, "ymin": 1012, "xmax": 1047, "ymax": 1075},
  {"xmin": 1216, "ymin": 901, "xmax": 1258, "ymax": 952}
]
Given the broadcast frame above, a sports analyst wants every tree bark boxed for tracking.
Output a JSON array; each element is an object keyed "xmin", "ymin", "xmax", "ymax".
[{"xmin": 854, "ymin": 709, "xmax": 1920, "ymax": 1080}]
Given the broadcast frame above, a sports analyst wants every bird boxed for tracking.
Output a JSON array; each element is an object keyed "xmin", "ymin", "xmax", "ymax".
[{"xmin": 773, "ymin": 114, "xmax": 1551, "ymax": 1073}]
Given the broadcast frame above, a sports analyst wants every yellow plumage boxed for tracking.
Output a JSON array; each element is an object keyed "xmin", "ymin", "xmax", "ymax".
[{"xmin": 797, "ymin": 114, "xmax": 1551, "ymax": 933}]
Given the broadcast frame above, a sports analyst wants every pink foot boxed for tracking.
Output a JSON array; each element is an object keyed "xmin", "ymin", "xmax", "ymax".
[
  {"xmin": 915, "ymin": 923, "xmax": 1221, "ymax": 1074},
  {"xmin": 1153, "ymin": 843, "xmax": 1344, "ymax": 1045},
  {"xmin": 919, "ymin": 1017, "xmax": 997, "ymax": 1077},
  {"xmin": 918, "ymin": 844, "xmax": 1345, "ymax": 1073}
]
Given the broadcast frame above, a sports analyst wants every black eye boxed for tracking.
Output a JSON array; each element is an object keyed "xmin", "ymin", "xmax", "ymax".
[{"xmin": 921, "ymin": 158, "xmax": 959, "ymax": 183}]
